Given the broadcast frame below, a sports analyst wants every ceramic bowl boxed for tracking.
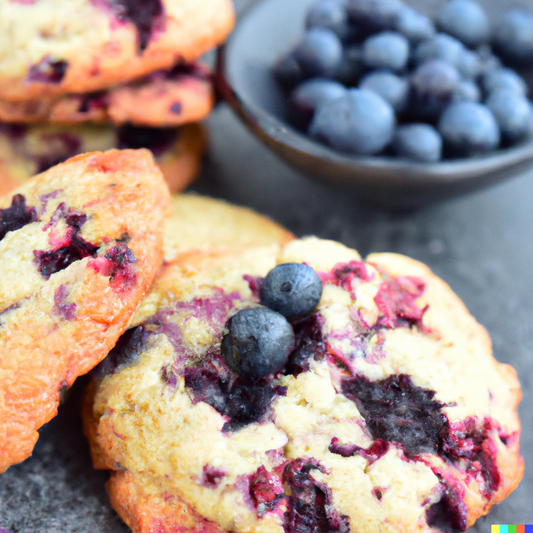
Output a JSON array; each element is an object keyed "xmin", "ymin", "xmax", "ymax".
[{"xmin": 216, "ymin": 0, "xmax": 533, "ymax": 208}]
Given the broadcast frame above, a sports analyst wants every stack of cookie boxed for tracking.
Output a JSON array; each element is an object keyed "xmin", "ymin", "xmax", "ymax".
[{"xmin": 0, "ymin": 0, "xmax": 235, "ymax": 195}]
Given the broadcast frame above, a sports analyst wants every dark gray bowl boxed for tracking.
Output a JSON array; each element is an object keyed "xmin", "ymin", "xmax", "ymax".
[{"xmin": 216, "ymin": 0, "xmax": 533, "ymax": 208}]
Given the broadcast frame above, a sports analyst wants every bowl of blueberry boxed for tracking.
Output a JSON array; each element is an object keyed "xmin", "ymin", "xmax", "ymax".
[{"xmin": 217, "ymin": 0, "xmax": 533, "ymax": 207}]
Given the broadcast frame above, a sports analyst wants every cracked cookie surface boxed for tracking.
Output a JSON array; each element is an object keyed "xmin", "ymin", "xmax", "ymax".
[
  {"xmin": 0, "ymin": 149, "xmax": 171, "ymax": 473},
  {"xmin": 83, "ymin": 201, "xmax": 522, "ymax": 533}
]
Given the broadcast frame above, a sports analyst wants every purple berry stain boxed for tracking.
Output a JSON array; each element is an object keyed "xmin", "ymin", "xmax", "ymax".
[
  {"xmin": 152, "ymin": 291, "xmax": 242, "ymax": 370},
  {"xmin": 0, "ymin": 302, "xmax": 20, "ymax": 319},
  {"xmin": 108, "ymin": 0, "xmax": 164, "ymax": 51},
  {"xmin": 89, "ymin": 242, "xmax": 137, "ymax": 289},
  {"xmin": 426, "ymin": 481, "xmax": 468, "ymax": 532},
  {"xmin": 441, "ymin": 417, "xmax": 501, "ymax": 498},
  {"xmin": 287, "ymin": 313, "xmax": 327, "ymax": 376},
  {"xmin": 34, "ymin": 206, "xmax": 98, "ymax": 278},
  {"xmin": 52, "ymin": 285, "xmax": 77, "ymax": 321},
  {"xmin": 39, "ymin": 190, "xmax": 62, "ymax": 214},
  {"xmin": 329, "ymin": 437, "xmax": 389, "ymax": 464},
  {"xmin": 27, "ymin": 56, "xmax": 68, "ymax": 83},
  {"xmin": 342, "ymin": 374, "xmax": 446, "ymax": 457},
  {"xmin": 374, "ymin": 276, "xmax": 429, "ymax": 331},
  {"xmin": 184, "ymin": 363, "xmax": 287, "ymax": 432},
  {"xmin": 0, "ymin": 194, "xmax": 38, "ymax": 241},
  {"xmin": 250, "ymin": 465, "xmax": 285, "ymax": 517},
  {"xmin": 243, "ymin": 274, "xmax": 264, "ymax": 300},
  {"xmin": 200, "ymin": 465, "xmax": 226, "ymax": 489},
  {"xmin": 372, "ymin": 488, "xmax": 384, "ymax": 501},
  {"xmin": 282, "ymin": 458, "xmax": 350, "ymax": 533},
  {"xmin": 169, "ymin": 102, "xmax": 182, "ymax": 115},
  {"xmin": 78, "ymin": 92, "xmax": 107, "ymax": 113},
  {"xmin": 320, "ymin": 260, "xmax": 371, "ymax": 300}
]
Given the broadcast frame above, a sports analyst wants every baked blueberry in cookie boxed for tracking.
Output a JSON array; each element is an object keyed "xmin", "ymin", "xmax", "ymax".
[
  {"xmin": 221, "ymin": 307, "xmax": 295, "ymax": 379},
  {"xmin": 83, "ymin": 198, "xmax": 522, "ymax": 533},
  {"xmin": 108, "ymin": 0, "xmax": 164, "ymax": 52},
  {"xmin": 26, "ymin": 57, "xmax": 68, "ymax": 84},
  {"xmin": 260, "ymin": 263, "xmax": 323, "ymax": 320},
  {"xmin": 0, "ymin": 149, "xmax": 171, "ymax": 473},
  {"xmin": 0, "ymin": 194, "xmax": 38, "ymax": 240}
]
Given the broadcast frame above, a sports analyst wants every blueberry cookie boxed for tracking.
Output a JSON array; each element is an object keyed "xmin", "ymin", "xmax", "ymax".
[
  {"xmin": 83, "ymin": 207, "xmax": 522, "ymax": 532},
  {"xmin": 0, "ymin": 0, "xmax": 234, "ymax": 101},
  {"xmin": 0, "ymin": 63, "xmax": 214, "ymax": 127},
  {"xmin": 0, "ymin": 122, "xmax": 205, "ymax": 196},
  {"xmin": 0, "ymin": 149, "xmax": 171, "ymax": 473}
]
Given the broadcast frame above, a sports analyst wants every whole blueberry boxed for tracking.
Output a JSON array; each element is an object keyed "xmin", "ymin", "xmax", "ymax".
[
  {"xmin": 411, "ymin": 60, "xmax": 460, "ymax": 119},
  {"xmin": 494, "ymin": 9, "xmax": 533, "ymax": 65},
  {"xmin": 392, "ymin": 124, "xmax": 442, "ymax": 162},
  {"xmin": 293, "ymin": 28, "xmax": 343, "ymax": 77},
  {"xmin": 260, "ymin": 263, "xmax": 323, "ymax": 320},
  {"xmin": 335, "ymin": 45, "xmax": 363, "ymax": 86},
  {"xmin": 438, "ymin": 101, "xmax": 500, "ymax": 155},
  {"xmin": 360, "ymin": 70, "xmax": 409, "ymax": 113},
  {"xmin": 452, "ymin": 80, "xmax": 481, "ymax": 103},
  {"xmin": 486, "ymin": 89, "xmax": 533, "ymax": 145},
  {"xmin": 395, "ymin": 6, "xmax": 435, "ymax": 43},
  {"xmin": 309, "ymin": 88, "xmax": 396, "ymax": 154},
  {"xmin": 457, "ymin": 48, "xmax": 481, "ymax": 79},
  {"xmin": 413, "ymin": 33, "xmax": 464, "ymax": 69},
  {"xmin": 482, "ymin": 67, "xmax": 528, "ymax": 97},
  {"xmin": 437, "ymin": 0, "xmax": 489, "ymax": 48},
  {"xmin": 346, "ymin": 0, "xmax": 404, "ymax": 33},
  {"xmin": 290, "ymin": 78, "xmax": 346, "ymax": 130},
  {"xmin": 221, "ymin": 307, "xmax": 294, "ymax": 378},
  {"xmin": 306, "ymin": 0, "xmax": 351, "ymax": 41},
  {"xmin": 362, "ymin": 31, "xmax": 410, "ymax": 71},
  {"xmin": 477, "ymin": 45, "xmax": 501, "ymax": 74},
  {"xmin": 273, "ymin": 53, "xmax": 306, "ymax": 90}
]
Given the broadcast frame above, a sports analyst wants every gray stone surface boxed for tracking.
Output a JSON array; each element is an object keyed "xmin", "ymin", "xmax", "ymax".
[{"xmin": 1, "ymin": 0, "xmax": 532, "ymax": 529}]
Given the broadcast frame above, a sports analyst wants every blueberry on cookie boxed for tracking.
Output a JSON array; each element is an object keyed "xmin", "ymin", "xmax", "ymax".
[
  {"xmin": 221, "ymin": 307, "xmax": 295, "ymax": 378},
  {"xmin": 260, "ymin": 263, "xmax": 323, "ymax": 320}
]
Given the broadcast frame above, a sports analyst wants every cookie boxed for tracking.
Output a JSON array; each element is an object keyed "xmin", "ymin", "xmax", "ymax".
[
  {"xmin": 162, "ymin": 194, "xmax": 297, "ymax": 262},
  {"xmin": 0, "ymin": 122, "xmax": 206, "ymax": 196},
  {"xmin": 83, "ymin": 201, "xmax": 522, "ymax": 533},
  {"xmin": 0, "ymin": 63, "xmax": 214, "ymax": 127},
  {"xmin": 0, "ymin": 0, "xmax": 234, "ymax": 101},
  {"xmin": 0, "ymin": 149, "xmax": 171, "ymax": 473}
]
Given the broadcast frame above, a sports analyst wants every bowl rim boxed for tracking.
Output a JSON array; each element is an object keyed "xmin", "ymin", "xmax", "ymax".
[{"xmin": 215, "ymin": 0, "xmax": 533, "ymax": 185}]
